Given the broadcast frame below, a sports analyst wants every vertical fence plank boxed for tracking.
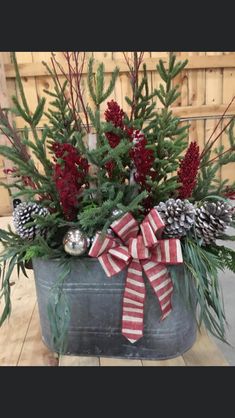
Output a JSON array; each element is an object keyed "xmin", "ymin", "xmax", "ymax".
[
  {"xmin": 112, "ymin": 52, "xmax": 133, "ymax": 113},
  {"xmin": 14, "ymin": 53, "xmax": 42, "ymax": 171},
  {"xmin": 221, "ymin": 64, "xmax": 235, "ymax": 183},
  {"xmin": 0, "ymin": 53, "xmax": 14, "ymax": 215},
  {"xmin": 187, "ymin": 52, "xmax": 206, "ymax": 150},
  {"xmin": 1, "ymin": 52, "xmax": 16, "ymax": 109},
  {"xmin": 205, "ymin": 52, "xmax": 223, "ymax": 182}
]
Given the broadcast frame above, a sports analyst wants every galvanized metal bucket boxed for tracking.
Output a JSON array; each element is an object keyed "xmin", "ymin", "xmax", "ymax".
[{"xmin": 32, "ymin": 257, "xmax": 197, "ymax": 359}]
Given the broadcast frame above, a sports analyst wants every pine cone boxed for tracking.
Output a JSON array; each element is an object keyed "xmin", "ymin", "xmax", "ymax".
[
  {"xmin": 155, "ymin": 198, "xmax": 196, "ymax": 238},
  {"xmin": 195, "ymin": 201, "xmax": 233, "ymax": 244},
  {"xmin": 13, "ymin": 201, "xmax": 49, "ymax": 240}
]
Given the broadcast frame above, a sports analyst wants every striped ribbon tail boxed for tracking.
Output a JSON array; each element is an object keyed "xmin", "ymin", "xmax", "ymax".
[
  {"xmin": 122, "ymin": 259, "xmax": 146, "ymax": 343},
  {"xmin": 141, "ymin": 259, "xmax": 173, "ymax": 320}
]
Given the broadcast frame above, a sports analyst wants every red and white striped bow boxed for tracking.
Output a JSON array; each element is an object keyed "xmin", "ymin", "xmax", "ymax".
[{"xmin": 89, "ymin": 208, "xmax": 183, "ymax": 343}]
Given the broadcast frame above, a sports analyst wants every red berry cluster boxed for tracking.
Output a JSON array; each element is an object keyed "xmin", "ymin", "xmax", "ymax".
[
  {"xmin": 52, "ymin": 142, "xmax": 89, "ymax": 220},
  {"xmin": 130, "ymin": 130, "xmax": 155, "ymax": 188},
  {"xmin": 177, "ymin": 141, "xmax": 200, "ymax": 199},
  {"xmin": 104, "ymin": 99, "xmax": 125, "ymax": 148},
  {"xmin": 104, "ymin": 100, "xmax": 126, "ymax": 178}
]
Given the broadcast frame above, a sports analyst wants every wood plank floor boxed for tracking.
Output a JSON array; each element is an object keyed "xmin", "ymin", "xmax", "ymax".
[{"xmin": 0, "ymin": 216, "xmax": 229, "ymax": 366}]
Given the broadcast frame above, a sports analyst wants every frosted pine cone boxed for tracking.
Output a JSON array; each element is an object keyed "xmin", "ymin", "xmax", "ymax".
[
  {"xmin": 13, "ymin": 201, "xmax": 49, "ymax": 240},
  {"xmin": 195, "ymin": 201, "xmax": 233, "ymax": 244},
  {"xmin": 155, "ymin": 198, "xmax": 196, "ymax": 238}
]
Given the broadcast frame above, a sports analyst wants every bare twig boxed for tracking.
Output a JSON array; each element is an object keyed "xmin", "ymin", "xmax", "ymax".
[
  {"xmin": 73, "ymin": 52, "xmax": 90, "ymax": 131},
  {"xmin": 200, "ymin": 117, "xmax": 235, "ymax": 163},
  {"xmin": 51, "ymin": 52, "xmax": 90, "ymax": 133},
  {"xmin": 123, "ymin": 52, "xmax": 145, "ymax": 120},
  {"xmin": 201, "ymin": 95, "xmax": 235, "ymax": 159},
  {"xmin": 63, "ymin": 52, "xmax": 82, "ymax": 132},
  {"xmin": 200, "ymin": 146, "xmax": 235, "ymax": 168},
  {"xmin": 51, "ymin": 53, "xmax": 82, "ymax": 131}
]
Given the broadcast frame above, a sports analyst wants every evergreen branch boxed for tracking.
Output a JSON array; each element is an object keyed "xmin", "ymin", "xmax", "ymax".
[
  {"xmin": 182, "ymin": 237, "xmax": 227, "ymax": 342},
  {"xmin": 208, "ymin": 244, "xmax": 235, "ymax": 274},
  {"xmin": 11, "ymin": 96, "xmax": 32, "ymax": 124},
  {"xmin": 0, "ymin": 106, "xmax": 30, "ymax": 162},
  {"xmin": 11, "ymin": 52, "xmax": 30, "ymax": 115},
  {"xmin": 32, "ymin": 98, "xmax": 46, "ymax": 126},
  {"xmin": 102, "ymin": 66, "xmax": 119, "ymax": 101},
  {"xmin": 87, "ymin": 57, "xmax": 97, "ymax": 105}
]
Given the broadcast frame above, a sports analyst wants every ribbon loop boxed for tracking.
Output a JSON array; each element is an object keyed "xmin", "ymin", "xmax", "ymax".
[
  {"xmin": 111, "ymin": 212, "xmax": 139, "ymax": 242},
  {"xmin": 140, "ymin": 222, "xmax": 158, "ymax": 248},
  {"xmin": 145, "ymin": 208, "xmax": 165, "ymax": 237}
]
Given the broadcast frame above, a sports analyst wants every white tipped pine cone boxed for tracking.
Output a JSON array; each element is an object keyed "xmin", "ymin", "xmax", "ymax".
[
  {"xmin": 13, "ymin": 201, "xmax": 49, "ymax": 240},
  {"xmin": 195, "ymin": 201, "xmax": 233, "ymax": 244},
  {"xmin": 155, "ymin": 198, "xmax": 196, "ymax": 238}
]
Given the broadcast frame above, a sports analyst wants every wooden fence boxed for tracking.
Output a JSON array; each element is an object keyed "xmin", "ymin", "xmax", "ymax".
[{"xmin": 1, "ymin": 51, "xmax": 235, "ymax": 215}]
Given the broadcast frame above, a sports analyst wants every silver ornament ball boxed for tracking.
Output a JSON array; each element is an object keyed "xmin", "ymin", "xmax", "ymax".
[{"xmin": 63, "ymin": 228, "xmax": 90, "ymax": 256}]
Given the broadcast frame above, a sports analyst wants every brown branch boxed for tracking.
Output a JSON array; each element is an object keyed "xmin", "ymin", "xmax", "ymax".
[
  {"xmin": 0, "ymin": 126, "xmax": 15, "ymax": 148},
  {"xmin": 201, "ymin": 117, "xmax": 235, "ymax": 162},
  {"xmin": 53, "ymin": 52, "xmax": 89, "ymax": 133},
  {"xmin": 122, "ymin": 52, "xmax": 145, "ymax": 121},
  {"xmin": 51, "ymin": 53, "xmax": 81, "ymax": 130},
  {"xmin": 50, "ymin": 54, "xmax": 68, "ymax": 129},
  {"xmin": 70, "ymin": 53, "xmax": 80, "ymax": 108},
  {"xmin": 64, "ymin": 52, "xmax": 81, "ymax": 132},
  {"xmin": 73, "ymin": 52, "xmax": 90, "ymax": 132},
  {"xmin": 201, "ymin": 95, "xmax": 235, "ymax": 159},
  {"xmin": 200, "ymin": 146, "xmax": 235, "ymax": 168},
  {"xmin": 52, "ymin": 53, "xmax": 82, "ymax": 130},
  {"xmin": 123, "ymin": 52, "xmax": 133, "ymax": 74}
]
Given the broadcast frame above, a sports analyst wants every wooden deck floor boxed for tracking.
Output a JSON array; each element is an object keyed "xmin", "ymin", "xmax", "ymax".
[{"xmin": 0, "ymin": 216, "xmax": 229, "ymax": 366}]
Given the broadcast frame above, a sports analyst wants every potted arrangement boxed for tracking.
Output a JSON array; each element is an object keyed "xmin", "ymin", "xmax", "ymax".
[{"xmin": 0, "ymin": 52, "xmax": 235, "ymax": 359}]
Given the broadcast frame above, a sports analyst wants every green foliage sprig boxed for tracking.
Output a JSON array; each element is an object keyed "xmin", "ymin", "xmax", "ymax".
[
  {"xmin": 47, "ymin": 259, "xmax": 71, "ymax": 354},
  {"xmin": 207, "ymin": 243, "xmax": 235, "ymax": 274},
  {"xmin": 193, "ymin": 120, "xmax": 235, "ymax": 200},
  {"xmin": 182, "ymin": 237, "xmax": 227, "ymax": 342},
  {"xmin": 87, "ymin": 57, "xmax": 119, "ymax": 110},
  {"xmin": 124, "ymin": 53, "xmax": 189, "ymax": 204}
]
